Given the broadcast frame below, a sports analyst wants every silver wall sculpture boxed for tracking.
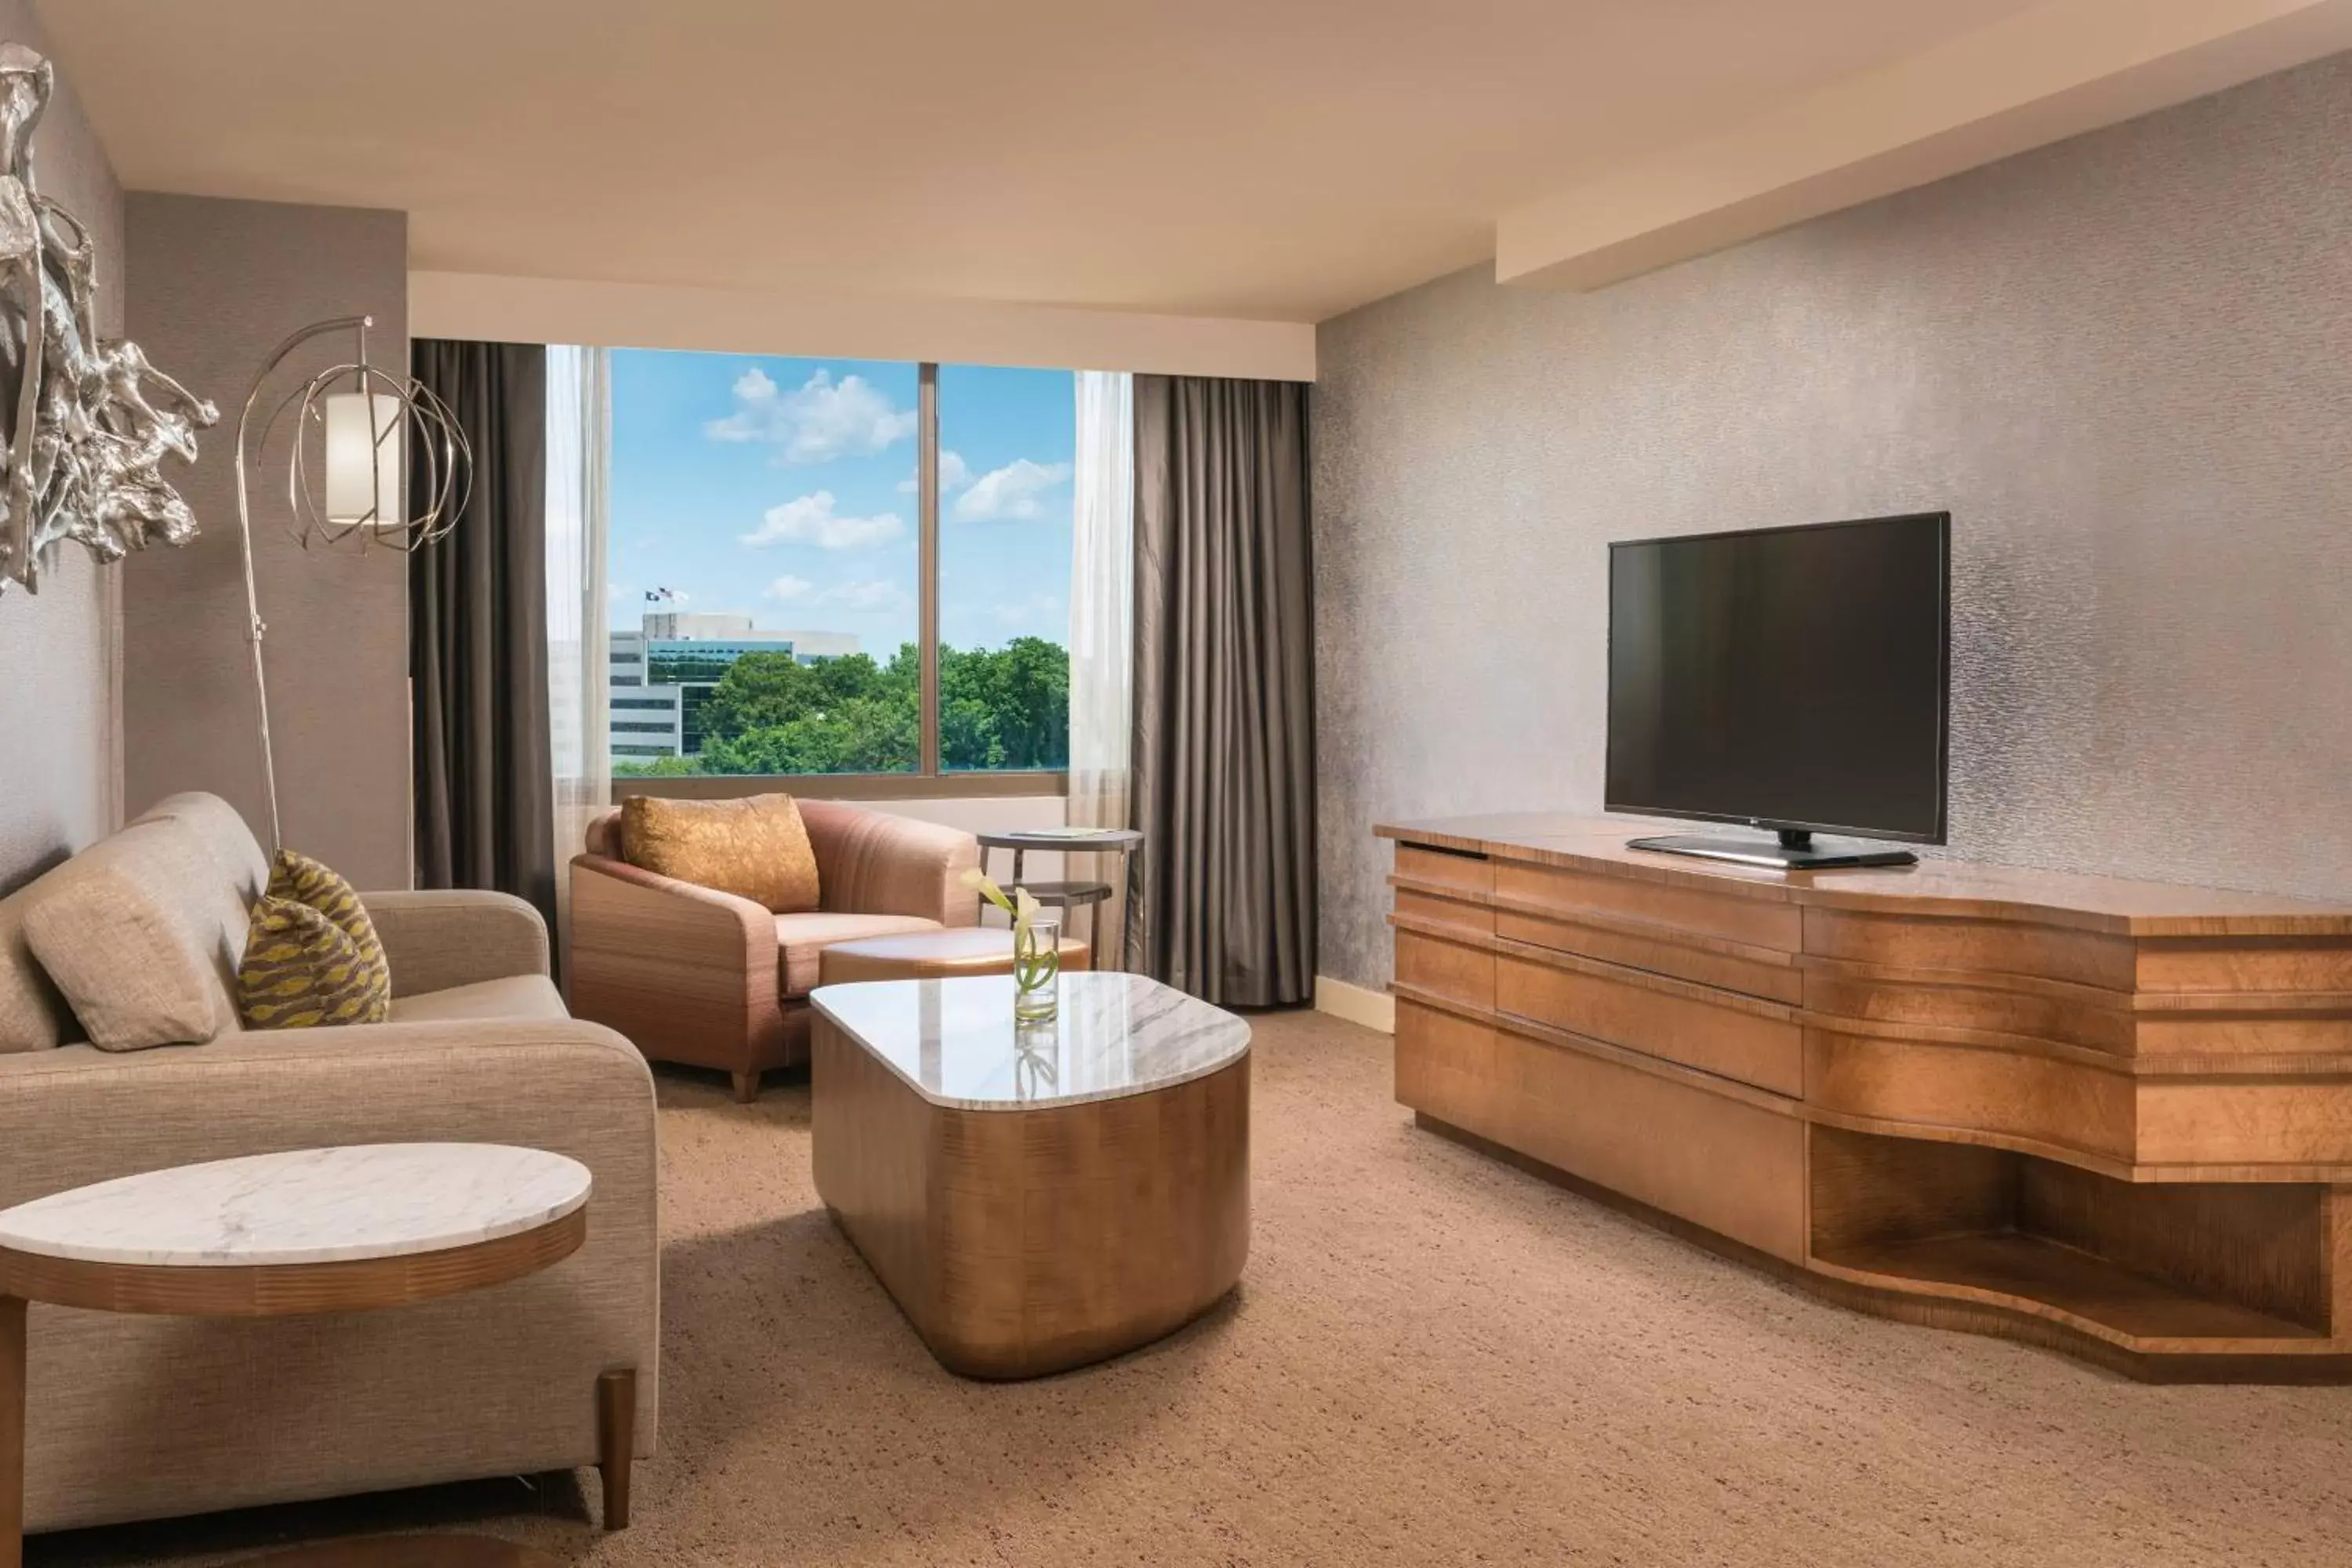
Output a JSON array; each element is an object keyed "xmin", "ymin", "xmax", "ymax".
[{"xmin": 0, "ymin": 42, "xmax": 215, "ymax": 596}]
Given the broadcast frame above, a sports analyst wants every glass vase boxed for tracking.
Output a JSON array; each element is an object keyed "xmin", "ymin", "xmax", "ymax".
[{"xmin": 1013, "ymin": 913, "xmax": 1062, "ymax": 1022}]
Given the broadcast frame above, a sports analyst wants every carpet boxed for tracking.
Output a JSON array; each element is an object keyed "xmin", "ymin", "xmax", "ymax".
[{"xmin": 34, "ymin": 1009, "xmax": 2352, "ymax": 1566}]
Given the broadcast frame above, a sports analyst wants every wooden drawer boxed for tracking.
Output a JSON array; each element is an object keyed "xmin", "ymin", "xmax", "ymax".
[
  {"xmin": 1803, "ymin": 1025, "xmax": 2135, "ymax": 1167},
  {"xmin": 1497, "ymin": 908, "xmax": 1802, "ymax": 1004},
  {"xmin": 1496, "ymin": 860, "xmax": 1798, "ymax": 953},
  {"xmin": 1395, "ymin": 927, "xmax": 1494, "ymax": 1011},
  {"xmin": 1801, "ymin": 960, "xmax": 2135, "ymax": 1054},
  {"xmin": 1395, "ymin": 843, "xmax": 1493, "ymax": 898},
  {"xmin": 1396, "ymin": 886, "xmax": 1495, "ymax": 940},
  {"xmin": 1804, "ymin": 906, "xmax": 2135, "ymax": 991},
  {"xmin": 1395, "ymin": 1000, "xmax": 1805, "ymax": 1263},
  {"xmin": 2136, "ymin": 937, "xmax": 2352, "ymax": 996},
  {"xmin": 2136, "ymin": 1077, "xmax": 2352, "ymax": 1168},
  {"xmin": 1495, "ymin": 952, "xmax": 1802, "ymax": 1097}
]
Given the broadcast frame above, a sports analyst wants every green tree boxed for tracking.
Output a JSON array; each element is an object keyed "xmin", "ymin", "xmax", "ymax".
[
  {"xmin": 940, "ymin": 637, "xmax": 1068, "ymax": 770},
  {"xmin": 697, "ymin": 651, "xmax": 822, "ymax": 744},
  {"xmin": 702, "ymin": 694, "xmax": 917, "ymax": 775},
  {"xmin": 667, "ymin": 637, "xmax": 1064, "ymax": 776},
  {"xmin": 612, "ymin": 753, "xmax": 701, "ymax": 778}
]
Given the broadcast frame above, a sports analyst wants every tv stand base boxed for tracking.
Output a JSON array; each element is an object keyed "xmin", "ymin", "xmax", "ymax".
[{"xmin": 1627, "ymin": 829, "xmax": 1917, "ymax": 869}]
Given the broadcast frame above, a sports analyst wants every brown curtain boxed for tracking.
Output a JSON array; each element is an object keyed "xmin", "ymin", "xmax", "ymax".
[
  {"xmin": 1130, "ymin": 376, "xmax": 1316, "ymax": 1007},
  {"xmin": 410, "ymin": 340, "xmax": 556, "ymax": 931}
]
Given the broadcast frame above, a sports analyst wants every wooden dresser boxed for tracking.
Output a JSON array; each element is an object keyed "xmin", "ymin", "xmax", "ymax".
[{"xmin": 1381, "ymin": 813, "xmax": 2352, "ymax": 1381}]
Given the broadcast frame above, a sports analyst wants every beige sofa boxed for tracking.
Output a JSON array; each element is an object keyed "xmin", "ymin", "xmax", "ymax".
[
  {"xmin": 0, "ymin": 793, "xmax": 658, "ymax": 1537},
  {"xmin": 570, "ymin": 797, "xmax": 980, "ymax": 1101}
]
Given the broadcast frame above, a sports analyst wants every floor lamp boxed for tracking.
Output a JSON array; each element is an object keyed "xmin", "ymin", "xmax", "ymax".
[{"xmin": 234, "ymin": 314, "xmax": 470, "ymax": 855}]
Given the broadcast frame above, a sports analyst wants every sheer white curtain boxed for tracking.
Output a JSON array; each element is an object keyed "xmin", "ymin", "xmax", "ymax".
[
  {"xmin": 1069, "ymin": 371, "xmax": 1134, "ymax": 953},
  {"xmin": 546, "ymin": 345, "xmax": 612, "ymax": 989}
]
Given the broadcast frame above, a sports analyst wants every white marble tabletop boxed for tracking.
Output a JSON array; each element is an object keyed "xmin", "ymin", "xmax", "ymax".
[
  {"xmin": 0, "ymin": 1144, "xmax": 592, "ymax": 1268},
  {"xmin": 810, "ymin": 972, "xmax": 1250, "ymax": 1111}
]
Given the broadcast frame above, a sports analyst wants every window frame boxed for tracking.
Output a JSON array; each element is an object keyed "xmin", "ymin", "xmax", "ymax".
[{"xmin": 607, "ymin": 358, "xmax": 1071, "ymax": 801}]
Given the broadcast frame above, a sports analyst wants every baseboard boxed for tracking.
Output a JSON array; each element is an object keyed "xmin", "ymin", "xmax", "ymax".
[{"xmin": 1314, "ymin": 975, "xmax": 1396, "ymax": 1034}]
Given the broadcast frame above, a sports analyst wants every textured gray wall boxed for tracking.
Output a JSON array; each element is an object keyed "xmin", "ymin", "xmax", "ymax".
[
  {"xmin": 0, "ymin": 1, "xmax": 124, "ymax": 893},
  {"xmin": 123, "ymin": 195, "xmax": 412, "ymax": 888},
  {"xmin": 1314, "ymin": 52, "xmax": 2352, "ymax": 989}
]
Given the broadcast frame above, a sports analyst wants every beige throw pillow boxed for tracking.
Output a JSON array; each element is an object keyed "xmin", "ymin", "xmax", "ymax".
[
  {"xmin": 20, "ymin": 819, "xmax": 246, "ymax": 1050},
  {"xmin": 622, "ymin": 793, "xmax": 821, "ymax": 913}
]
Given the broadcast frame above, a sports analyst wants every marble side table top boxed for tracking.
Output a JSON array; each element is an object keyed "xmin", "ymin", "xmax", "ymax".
[
  {"xmin": 0, "ymin": 1144, "xmax": 592, "ymax": 1268},
  {"xmin": 809, "ymin": 971, "xmax": 1250, "ymax": 1111}
]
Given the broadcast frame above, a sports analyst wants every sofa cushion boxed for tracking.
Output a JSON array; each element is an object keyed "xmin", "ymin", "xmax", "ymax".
[
  {"xmin": 236, "ymin": 896, "xmax": 392, "ymax": 1029},
  {"xmin": 132, "ymin": 792, "xmax": 270, "ymax": 906},
  {"xmin": 0, "ymin": 878, "xmax": 76, "ymax": 1052},
  {"xmin": 775, "ymin": 912, "xmax": 939, "ymax": 996},
  {"xmin": 622, "ymin": 793, "xmax": 820, "ymax": 913},
  {"xmin": 388, "ymin": 974, "xmax": 569, "ymax": 1024},
  {"xmin": 20, "ymin": 818, "xmax": 248, "ymax": 1050}
]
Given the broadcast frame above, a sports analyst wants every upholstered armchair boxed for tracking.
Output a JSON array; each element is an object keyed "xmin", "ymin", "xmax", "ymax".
[{"xmin": 569, "ymin": 798, "xmax": 980, "ymax": 1100}]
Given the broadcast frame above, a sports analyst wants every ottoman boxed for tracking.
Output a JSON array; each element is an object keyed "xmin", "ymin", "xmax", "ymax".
[{"xmin": 817, "ymin": 927, "xmax": 1091, "ymax": 985}]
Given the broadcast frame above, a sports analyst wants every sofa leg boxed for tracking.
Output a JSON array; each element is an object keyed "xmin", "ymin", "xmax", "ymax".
[
  {"xmin": 731, "ymin": 1069, "xmax": 760, "ymax": 1104},
  {"xmin": 597, "ymin": 1367, "xmax": 635, "ymax": 1530},
  {"xmin": 4, "ymin": 1297, "xmax": 25, "ymax": 1568}
]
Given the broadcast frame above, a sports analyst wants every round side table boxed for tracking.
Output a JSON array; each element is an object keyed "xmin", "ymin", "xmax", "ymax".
[
  {"xmin": 0, "ymin": 1144, "xmax": 619, "ymax": 1568},
  {"xmin": 975, "ymin": 828, "xmax": 1145, "ymax": 971}
]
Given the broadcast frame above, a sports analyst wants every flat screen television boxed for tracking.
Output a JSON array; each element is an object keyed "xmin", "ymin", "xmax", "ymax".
[{"xmin": 1605, "ymin": 512, "xmax": 1949, "ymax": 869}]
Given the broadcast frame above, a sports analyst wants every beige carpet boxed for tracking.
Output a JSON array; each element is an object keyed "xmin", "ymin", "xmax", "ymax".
[{"xmin": 35, "ymin": 1010, "xmax": 2352, "ymax": 1567}]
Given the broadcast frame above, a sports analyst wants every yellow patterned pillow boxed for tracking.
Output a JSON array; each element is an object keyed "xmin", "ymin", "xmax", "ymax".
[
  {"xmin": 236, "ymin": 896, "xmax": 392, "ymax": 1029},
  {"xmin": 268, "ymin": 849, "xmax": 391, "ymax": 996}
]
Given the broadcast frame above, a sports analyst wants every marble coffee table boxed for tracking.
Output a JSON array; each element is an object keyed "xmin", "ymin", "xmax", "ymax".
[
  {"xmin": 0, "ymin": 1145, "xmax": 612, "ymax": 1568},
  {"xmin": 810, "ymin": 972, "xmax": 1250, "ymax": 1379}
]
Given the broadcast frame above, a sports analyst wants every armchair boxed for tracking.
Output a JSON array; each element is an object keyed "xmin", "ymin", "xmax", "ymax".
[{"xmin": 569, "ymin": 797, "xmax": 980, "ymax": 1101}]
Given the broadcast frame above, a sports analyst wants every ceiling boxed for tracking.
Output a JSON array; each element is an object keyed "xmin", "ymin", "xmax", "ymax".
[{"xmin": 31, "ymin": 0, "xmax": 2140, "ymax": 321}]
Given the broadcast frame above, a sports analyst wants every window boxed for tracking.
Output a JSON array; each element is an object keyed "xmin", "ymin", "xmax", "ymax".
[
  {"xmin": 604, "ymin": 350, "xmax": 1079, "ymax": 786},
  {"xmin": 937, "ymin": 365, "xmax": 1073, "ymax": 771}
]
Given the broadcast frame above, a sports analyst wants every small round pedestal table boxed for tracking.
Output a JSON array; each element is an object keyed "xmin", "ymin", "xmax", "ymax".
[
  {"xmin": 975, "ymin": 827, "xmax": 1145, "ymax": 970},
  {"xmin": 0, "ymin": 1144, "xmax": 618, "ymax": 1568}
]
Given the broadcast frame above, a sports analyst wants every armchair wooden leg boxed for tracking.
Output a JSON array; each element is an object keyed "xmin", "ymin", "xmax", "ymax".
[
  {"xmin": 596, "ymin": 1367, "xmax": 635, "ymax": 1530},
  {"xmin": 731, "ymin": 1069, "xmax": 760, "ymax": 1104}
]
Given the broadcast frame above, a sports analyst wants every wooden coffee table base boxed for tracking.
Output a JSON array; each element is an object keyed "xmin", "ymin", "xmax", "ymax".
[{"xmin": 814, "ymin": 1017, "xmax": 1250, "ymax": 1379}]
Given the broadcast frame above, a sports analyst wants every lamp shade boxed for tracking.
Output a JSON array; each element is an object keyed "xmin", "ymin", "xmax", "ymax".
[{"xmin": 323, "ymin": 391, "xmax": 404, "ymax": 528}]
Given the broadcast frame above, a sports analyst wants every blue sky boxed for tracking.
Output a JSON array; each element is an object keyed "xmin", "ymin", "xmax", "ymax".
[{"xmin": 608, "ymin": 350, "xmax": 1076, "ymax": 658}]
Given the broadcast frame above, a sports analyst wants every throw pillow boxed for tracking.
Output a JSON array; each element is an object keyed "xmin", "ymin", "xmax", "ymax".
[
  {"xmin": 20, "ymin": 818, "xmax": 247, "ymax": 1051},
  {"xmin": 237, "ymin": 896, "xmax": 392, "ymax": 1029},
  {"xmin": 268, "ymin": 848, "xmax": 391, "ymax": 996},
  {"xmin": 621, "ymin": 793, "xmax": 821, "ymax": 913}
]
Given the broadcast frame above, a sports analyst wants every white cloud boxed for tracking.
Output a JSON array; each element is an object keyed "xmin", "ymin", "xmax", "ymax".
[
  {"xmin": 897, "ymin": 449, "xmax": 973, "ymax": 495},
  {"xmin": 704, "ymin": 366, "xmax": 916, "ymax": 464},
  {"xmin": 753, "ymin": 573, "xmax": 912, "ymax": 613},
  {"xmin": 739, "ymin": 491, "xmax": 905, "ymax": 550},
  {"xmin": 817, "ymin": 578, "xmax": 911, "ymax": 613},
  {"xmin": 953, "ymin": 458, "xmax": 1073, "ymax": 523}
]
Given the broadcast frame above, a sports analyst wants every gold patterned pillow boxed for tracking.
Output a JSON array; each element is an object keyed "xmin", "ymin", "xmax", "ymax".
[
  {"xmin": 236, "ymin": 896, "xmax": 391, "ymax": 1029},
  {"xmin": 621, "ymin": 793, "xmax": 820, "ymax": 913},
  {"xmin": 268, "ymin": 848, "xmax": 391, "ymax": 996}
]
